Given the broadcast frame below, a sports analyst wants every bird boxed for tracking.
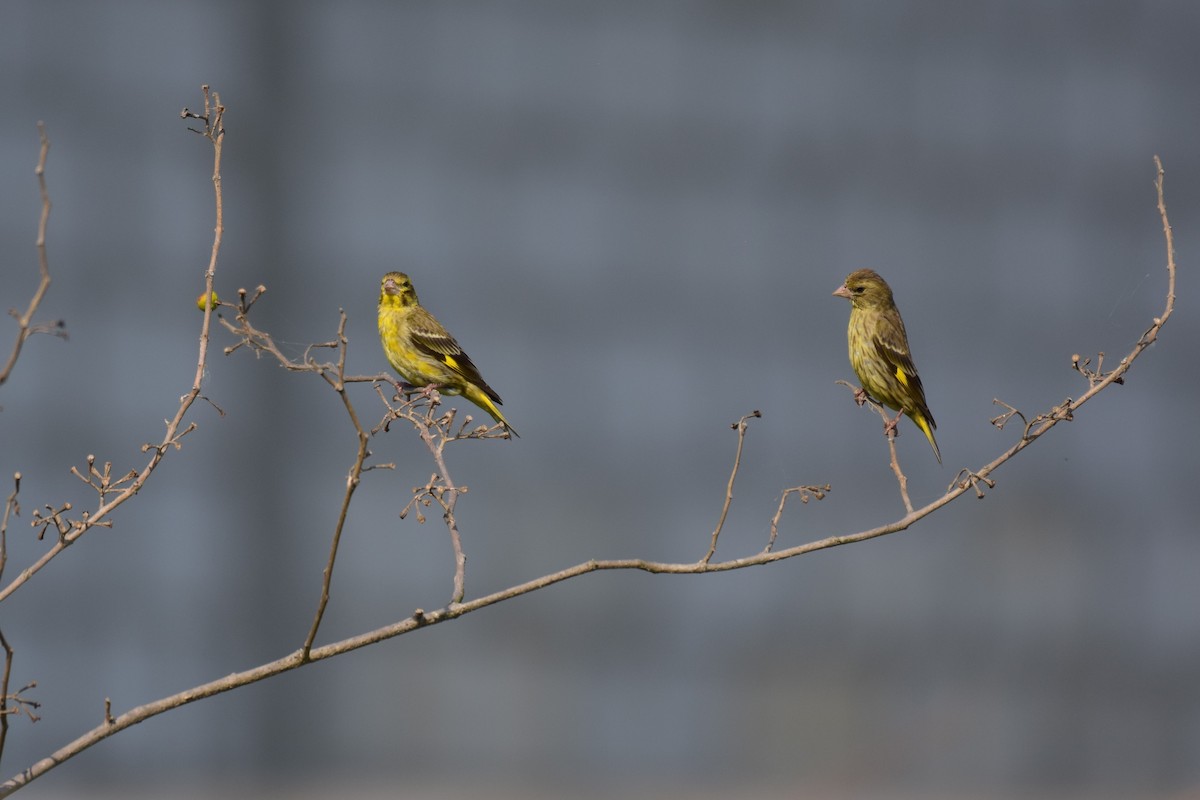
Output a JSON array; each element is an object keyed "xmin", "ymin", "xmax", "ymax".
[
  {"xmin": 377, "ymin": 271, "xmax": 518, "ymax": 437},
  {"xmin": 833, "ymin": 269, "xmax": 939, "ymax": 463}
]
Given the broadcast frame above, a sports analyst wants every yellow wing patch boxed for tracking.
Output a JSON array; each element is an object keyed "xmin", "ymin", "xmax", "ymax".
[
  {"xmin": 894, "ymin": 366, "xmax": 909, "ymax": 387},
  {"xmin": 443, "ymin": 354, "xmax": 460, "ymax": 371}
]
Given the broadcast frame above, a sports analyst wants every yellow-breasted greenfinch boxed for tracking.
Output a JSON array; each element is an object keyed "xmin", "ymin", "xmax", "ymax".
[
  {"xmin": 834, "ymin": 269, "xmax": 939, "ymax": 463},
  {"xmin": 378, "ymin": 271, "xmax": 517, "ymax": 437}
]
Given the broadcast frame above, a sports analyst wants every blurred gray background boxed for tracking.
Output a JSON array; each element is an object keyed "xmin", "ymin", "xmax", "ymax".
[{"xmin": 2, "ymin": 2, "xmax": 1198, "ymax": 798}]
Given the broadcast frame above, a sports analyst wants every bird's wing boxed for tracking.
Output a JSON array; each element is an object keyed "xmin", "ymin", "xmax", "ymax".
[
  {"xmin": 872, "ymin": 312, "xmax": 925, "ymax": 398},
  {"xmin": 409, "ymin": 308, "xmax": 501, "ymax": 403},
  {"xmin": 408, "ymin": 308, "xmax": 462, "ymax": 357}
]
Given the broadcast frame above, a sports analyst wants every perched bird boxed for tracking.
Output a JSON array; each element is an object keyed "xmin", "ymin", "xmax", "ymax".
[
  {"xmin": 833, "ymin": 269, "xmax": 940, "ymax": 463},
  {"xmin": 378, "ymin": 271, "xmax": 518, "ymax": 437}
]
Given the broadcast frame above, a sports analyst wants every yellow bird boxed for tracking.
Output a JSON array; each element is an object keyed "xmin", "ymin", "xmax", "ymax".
[
  {"xmin": 378, "ymin": 271, "xmax": 518, "ymax": 437},
  {"xmin": 834, "ymin": 269, "xmax": 940, "ymax": 463}
]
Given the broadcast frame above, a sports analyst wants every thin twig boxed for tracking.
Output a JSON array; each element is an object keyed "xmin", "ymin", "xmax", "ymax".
[
  {"xmin": 423, "ymin": 426, "xmax": 467, "ymax": 604},
  {"xmin": 0, "ymin": 627, "xmax": 38, "ymax": 772},
  {"xmin": 836, "ymin": 380, "xmax": 913, "ymax": 512},
  {"xmin": 0, "ymin": 123, "xmax": 65, "ymax": 388},
  {"xmin": 701, "ymin": 410, "xmax": 761, "ymax": 565},
  {"xmin": 766, "ymin": 484, "xmax": 830, "ymax": 552},
  {"xmin": 0, "ymin": 474, "xmax": 18, "ymax": 584},
  {"xmin": 380, "ymin": 392, "xmax": 484, "ymax": 605},
  {"xmin": 0, "ymin": 629, "xmax": 10, "ymax": 768},
  {"xmin": 882, "ymin": 412, "xmax": 913, "ymax": 513},
  {"xmin": 193, "ymin": 86, "xmax": 224, "ymax": 399},
  {"xmin": 301, "ymin": 312, "xmax": 372, "ymax": 658}
]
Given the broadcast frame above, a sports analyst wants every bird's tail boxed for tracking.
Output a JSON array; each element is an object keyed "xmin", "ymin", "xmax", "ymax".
[
  {"xmin": 911, "ymin": 413, "xmax": 940, "ymax": 464},
  {"xmin": 463, "ymin": 384, "xmax": 520, "ymax": 438}
]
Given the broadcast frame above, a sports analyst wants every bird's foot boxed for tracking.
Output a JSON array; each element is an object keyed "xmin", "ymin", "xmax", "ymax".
[
  {"xmin": 853, "ymin": 387, "xmax": 869, "ymax": 407},
  {"xmin": 883, "ymin": 410, "xmax": 903, "ymax": 438}
]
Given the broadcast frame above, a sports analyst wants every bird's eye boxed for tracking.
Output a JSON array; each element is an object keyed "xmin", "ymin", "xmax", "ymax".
[{"xmin": 852, "ymin": 285, "xmax": 864, "ymax": 294}]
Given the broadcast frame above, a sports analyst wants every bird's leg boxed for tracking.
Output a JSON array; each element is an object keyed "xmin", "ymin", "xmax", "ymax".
[
  {"xmin": 883, "ymin": 409, "xmax": 904, "ymax": 438},
  {"xmin": 418, "ymin": 383, "xmax": 441, "ymax": 400},
  {"xmin": 853, "ymin": 386, "xmax": 869, "ymax": 406}
]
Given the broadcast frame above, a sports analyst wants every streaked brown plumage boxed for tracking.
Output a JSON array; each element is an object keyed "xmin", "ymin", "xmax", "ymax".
[{"xmin": 834, "ymin": 269, "xmax": 940, "ymax": 463}]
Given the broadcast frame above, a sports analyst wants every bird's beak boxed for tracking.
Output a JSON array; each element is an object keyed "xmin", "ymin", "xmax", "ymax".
[
  {"xmin": 833, "ymin": 284, "xmax": 851, "ymax": 299},
  {"xmin": 383, "ymin": 278, "xmax": 397, "ymax": 294}
]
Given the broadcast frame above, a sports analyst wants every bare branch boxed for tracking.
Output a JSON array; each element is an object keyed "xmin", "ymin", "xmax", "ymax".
[
  {"xmin": 301, "ymin": 312, "xmax": 372, "ymax": 658},
  {"xmin": 0, "ymin": 124, "xmax": 66, "ymax": 389},
  {"xmin": 0, "ymin": 128, "xmax": 1176, "ymax": 800},
  {"xmin": 989, "ymin": 398, "xmax": 1026, "ymax": 431},
  {"xmin": 376, "ymin": 385, "xmax": 509, "ymax": 604},
  {"xmin": 885, "ymin": 432, "xmax": 912, "ymax": 513},
  {"xmin": 702, "ymin": 410, "xmax": 761, "ymax": 565},
  {"xmin": 0, "ymin": 474, "xmax": 18, "ymax": 584},
  {"xmin": 0, "ymin": 628, "xmax": 41, "ymax": 771},
  {"xmin": 766, "ymin": 484, "xmax": 830, "ymax": 553},
  {"xmin": 836, "ymin": 380, "xmax": 913, "ymax": 512},
  {"xmin": 418, "ymin": 415, "xmax": 468, "ymax": 604},
  {"xmin": 0, "ymin": 90, "xmax": 225, "ymax": 603},
  {"xmin": 0, "ymin": 630, "xmax": 9, "ymax": 768}
]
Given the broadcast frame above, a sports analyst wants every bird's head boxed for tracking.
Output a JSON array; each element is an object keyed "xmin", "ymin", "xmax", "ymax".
[
  {"xmin": 833, "ymin": 269, "xmax": 894, "ymax": 311},
  {"xmin": 380, "ymin": 271, "xmax": 418, "ymax": 307}
]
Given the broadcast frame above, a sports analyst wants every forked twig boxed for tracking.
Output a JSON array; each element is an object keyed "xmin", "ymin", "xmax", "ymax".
[{"xmin": 766, "ymin": 484, "xmax": 831, "ymax": 552}]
